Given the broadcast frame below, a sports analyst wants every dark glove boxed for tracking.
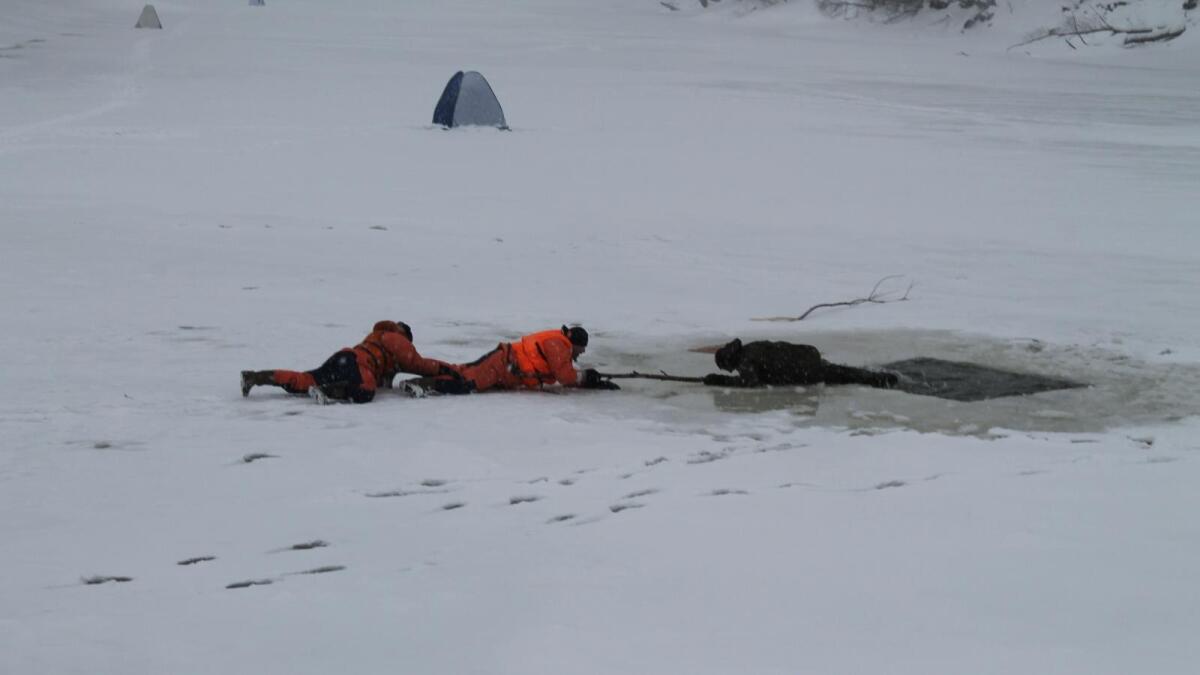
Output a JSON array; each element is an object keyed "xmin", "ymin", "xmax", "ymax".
[
  {"xmin": 703, "ymin": 373, "xmax": 730, "ymax": 386},
  {"xmin": 580, "ymin": 368, "xmax": 619, "ymax": 390},
  {"xmin": 439, "ymin": 364, "xmax": 467, "ymax": 381}
]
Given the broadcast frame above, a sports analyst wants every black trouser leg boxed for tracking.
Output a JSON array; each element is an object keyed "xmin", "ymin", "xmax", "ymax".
[{"xmin": 821, "ymin": 362, "xmax": 897, "ymax": 388}]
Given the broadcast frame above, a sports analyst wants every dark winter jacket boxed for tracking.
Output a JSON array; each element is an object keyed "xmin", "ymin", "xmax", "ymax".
[{"xmin": 703, "ymin": 339, "xmax": 897, "ymax": 389}]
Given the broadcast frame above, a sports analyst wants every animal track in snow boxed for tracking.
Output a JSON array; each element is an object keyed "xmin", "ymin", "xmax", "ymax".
[{"xmin": 177, "ymin": 556, "xmax": 216, "ymax": 566}]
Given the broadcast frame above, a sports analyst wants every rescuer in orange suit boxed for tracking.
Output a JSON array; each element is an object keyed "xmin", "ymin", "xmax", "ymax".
[
  {"xmin": 409, "ymin": 325, "xmax": 619, "ymax": 395},
  {"xmin": 240, "ymin": 320, "xmax": 461, "ymax": 403}
]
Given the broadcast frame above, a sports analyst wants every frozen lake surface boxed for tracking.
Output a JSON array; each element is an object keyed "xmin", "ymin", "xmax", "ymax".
[{"xmin": 3, "ymin": 1, "xmax": 1199, "ymax": 674}]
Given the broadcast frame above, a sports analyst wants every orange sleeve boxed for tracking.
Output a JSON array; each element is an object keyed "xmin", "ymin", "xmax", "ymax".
[
  {"xmin": 540, "ymin": 338, "xmax": 579, "ymax": 387},
  {"xmin": 381, "ymin": 333, "xmax": 450, "ymax": 378}
]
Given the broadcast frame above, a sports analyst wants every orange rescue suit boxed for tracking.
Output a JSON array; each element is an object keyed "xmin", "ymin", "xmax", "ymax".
[
  {"xmin": 509, "ymin": 329, "xmax": 580, "ymax": 388},
  {"xmin": 355, "ymin": 320, "xmax": 449, "ymax": 388},
  {"xmin": 448, "ymin": 328, "xmax": 581, "ymax": 393},
  {"xmin": 271, "ymin": 321, "xmax": 450, "ymax": 398}
]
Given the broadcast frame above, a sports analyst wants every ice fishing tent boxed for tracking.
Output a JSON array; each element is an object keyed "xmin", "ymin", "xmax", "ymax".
[
  {"xmin": 432, "ymin": 71, "xmax": 508, "ymax": 129},
  {"xmin": 135, "ymin": 5, "xmax": 161, "ymax": 29}
]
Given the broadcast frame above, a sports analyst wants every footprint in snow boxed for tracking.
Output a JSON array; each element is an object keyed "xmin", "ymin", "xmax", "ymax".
[
  {"xmin": 558, "ymin": 478, "xmax": 575, "ymax": 486},
  {"xmin": 547, "ymin": 514, "xmax": 577, "ymax": 523},
  {"xmin": 226, "ymin": 579, "xmax": 274, "ymax": 590},
  {"xmin": 177, "ymin": 556, "xmax": 216, "ymax": 566},
  {"xmin": 289, "ymin": 565, "xmax": 345, "ymax": 576},
  {"xmin": 509, "ymin": 495, "xmax": 543, "ymax": 505},
  {"xmin": 644, "ymin": 457, "xmax": 668, "ymax": 467},
  {"xmin": 272, "ymin": 540, "xmax": 328, "ymax": 552},
  {"xmin": 441, "ymin": 502, "xmax": 466, "ymax": 511},
  {"xmin": 366, "ymin": 488, "xmax": 451, "ymax": 498},
  {"xmin": 873, "ymin": 480, "xmax": 907, "ymax": 490},
  {"xmin": 241, "ymin": 453, "xmax": 277, "ymax": 464},
  {"xmin": 623, "ymin": 488, "xmax": 659, "ymax": 499},
  {"xmin": 609, "ymin": 503, "xmax": 645, "ymax": 513},
  {"xmin": 708, "ymin": 489, "xmax": 748, "ymax": 497},
  {"xmin": 82, "ymin": 575, "xmax": 132, "ymax": 585},
  {"xmin": 687, "ymin": 449, "xmax": 732, "ymax": 465}
]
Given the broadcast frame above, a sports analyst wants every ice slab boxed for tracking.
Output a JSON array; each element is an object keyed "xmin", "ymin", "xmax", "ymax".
[{"xmin": 883, "ymin": 357, "xmax": 1084, "ymax": 402}]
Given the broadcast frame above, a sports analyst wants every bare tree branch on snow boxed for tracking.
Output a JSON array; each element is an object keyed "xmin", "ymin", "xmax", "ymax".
[{"xmin": 751, "ymin": 275, "xmax": 914, "ymax": 322}]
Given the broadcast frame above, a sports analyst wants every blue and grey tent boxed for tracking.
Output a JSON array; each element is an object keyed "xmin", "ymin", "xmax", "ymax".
[
  {"xmin": 432, "ymin": 71, "xmax": 508, "ymax": 130},
  {"xmin": 135, "ymin": 4, "xmax": 162, "ymax": 29}
]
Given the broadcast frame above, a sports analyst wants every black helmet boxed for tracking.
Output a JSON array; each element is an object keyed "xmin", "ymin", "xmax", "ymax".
[
  {"xmin": 563, "ymin": 325, "xmax": 589, "ymax": 347},
  {"xmin": 397, "ymin": 321, "xmax": 413, "ymax": 341}
]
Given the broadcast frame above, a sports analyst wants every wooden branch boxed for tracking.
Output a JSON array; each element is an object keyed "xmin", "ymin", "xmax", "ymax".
[
  {"xmin": 1009, "ymin": 21, "xmax": 1167, "ymax": 50},
  {"xmin": 751, "ymin": 275, "xmax": 913, "ymax": 323},
  {"xmin": 595, "ymin": 370, "xmax": 705, "ymax": 383},
  {"xmin": 1124, "ymin": 26, "xmax": 1185, "ymax": 46}
]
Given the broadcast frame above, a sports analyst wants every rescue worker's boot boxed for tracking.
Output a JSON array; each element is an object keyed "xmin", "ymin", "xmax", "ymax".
[{"xmin": 240, "ymin": 370, "xmax": 275, "ymax": 397}]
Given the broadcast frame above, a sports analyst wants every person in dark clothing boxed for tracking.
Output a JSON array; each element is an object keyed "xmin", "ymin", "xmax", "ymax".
[{"xmin": 702, "ymin": 338, "xmax": 898, "ymax": 389}]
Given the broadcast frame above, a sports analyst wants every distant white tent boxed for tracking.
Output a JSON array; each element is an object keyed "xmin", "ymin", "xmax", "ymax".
[
  {"xmin": 432, "ymin": 71, "xmax": 508, "ymax": 130},
  {"xmin": 135, "ymin": 5, "xmax": 162, "ymax": 29},
  {"xmin": 249, "ymin": 0, "xmax": 265, "ymax": 6}
]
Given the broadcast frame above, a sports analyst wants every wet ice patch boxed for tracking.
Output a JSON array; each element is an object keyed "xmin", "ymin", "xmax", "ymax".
[
  {"xmin": 884, "ymin": 357, "xmax": 1084, "ymax": 402},
  {"xmin": 597, "ymin": 329, "xmax": 1200, "ymax": 436}
]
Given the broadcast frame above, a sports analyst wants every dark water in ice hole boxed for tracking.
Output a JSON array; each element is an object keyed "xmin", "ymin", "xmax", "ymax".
[{"xmin": 588, "ymin": 329, "xmax": 1200, "ymax": 436}]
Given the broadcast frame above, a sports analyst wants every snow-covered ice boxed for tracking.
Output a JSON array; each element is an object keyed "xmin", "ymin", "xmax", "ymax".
[{"xmin": 3, "ymin": 1, "xmax": 1199, "ymax": 673}]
